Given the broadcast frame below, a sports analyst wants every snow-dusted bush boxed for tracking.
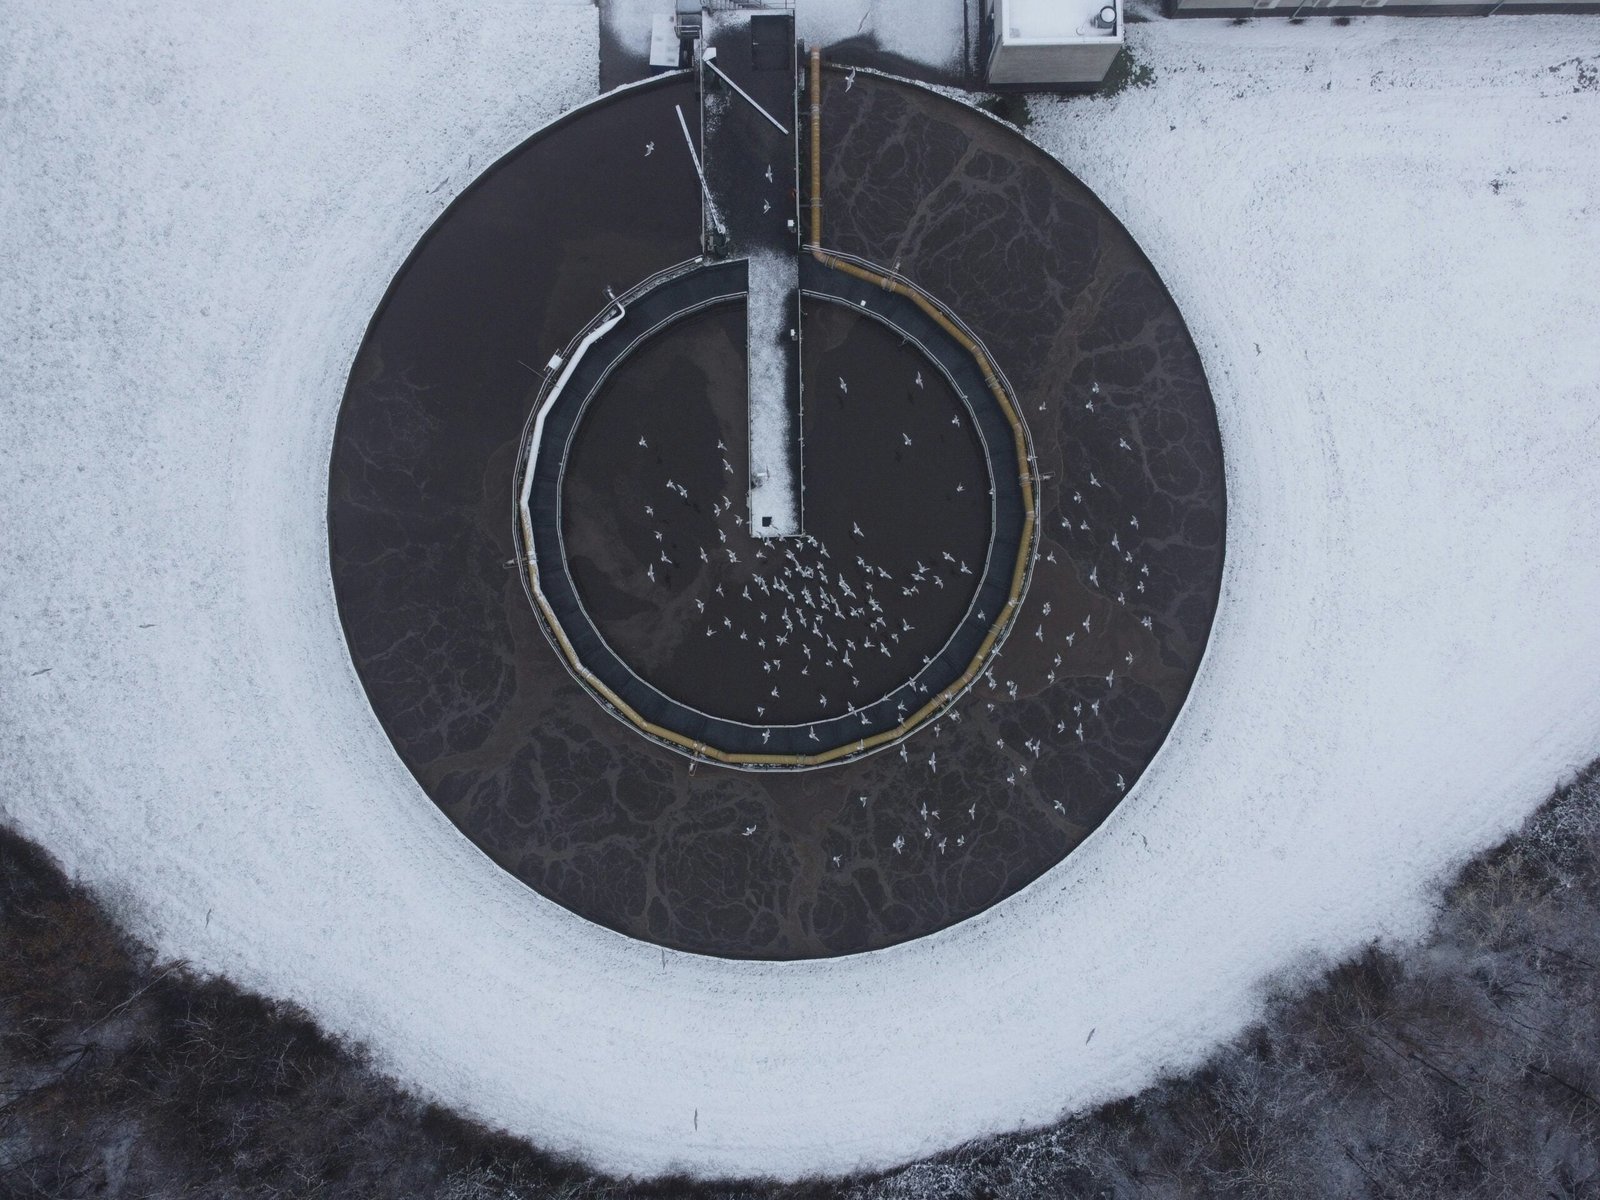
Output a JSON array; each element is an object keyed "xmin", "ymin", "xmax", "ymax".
[
  {"xmin": 3, "ymin": 761, "xmax": 1597, "ymax": 1198},
  {"xmin": 853, "ymin": 762, "xmax": 1600, "ymax": 1200}
]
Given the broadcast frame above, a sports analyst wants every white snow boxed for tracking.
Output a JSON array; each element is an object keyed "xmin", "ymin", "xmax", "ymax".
[
  {"xmin": 746, "ymin": 249, "xmax": 801, "ymax": 536},
  {"xmin": 603, "ymin": 0, "xmax": 678, "ymax": 64},
  {"xmin": 607, "ymin": 0, "xmax": 967, "ymax": 77},
  {"xmin": 607, "ymin": 0, "xmax": 967, "ymax": 75},
  {"xmin": 4, "ymin": 3, "xmax": 1600, "ymax": 1185},
  {"xmin": 799, "ymin": 0, "xmax": 969, "ymax": 72}
]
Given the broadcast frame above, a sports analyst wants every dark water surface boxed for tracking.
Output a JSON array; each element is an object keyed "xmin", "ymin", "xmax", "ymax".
[
  {"xmin": 328, "ymin": 71, "xmax": 1225, "ymax": 959},
  {"xmin": 562, "ymin": 301, "xmax": 990, "ymax": 727}
]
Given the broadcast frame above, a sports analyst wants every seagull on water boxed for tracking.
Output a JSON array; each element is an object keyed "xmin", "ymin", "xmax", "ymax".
[{"xmin": 645, "ymin": 141, "xmax": 655, "ymax": 156}]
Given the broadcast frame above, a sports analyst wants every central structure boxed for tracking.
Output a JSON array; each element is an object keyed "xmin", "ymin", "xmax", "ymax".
[
  {"xmin": 513, "ymin": 15, "xmax": 1037, "ymax": 769},
  {"xmin": 700, "ymin": 10, "xmax": 805, "ymax": 538},
  {"xmin": 330, "ymin": 11, "xmax": 1226, "ymax": 954}
]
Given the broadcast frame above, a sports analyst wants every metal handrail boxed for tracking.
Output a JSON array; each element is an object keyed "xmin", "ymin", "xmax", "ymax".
[
  {"xmin": 509, "ymin": 256, "xmax": 707, "ymax": 589},
  {"xmin": 808, "ymin": 244, "xmax": 1028, "ymax": 426}
]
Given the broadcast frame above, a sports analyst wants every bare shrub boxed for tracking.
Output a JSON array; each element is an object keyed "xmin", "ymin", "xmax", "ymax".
[{"xmin": 3, "ymin": 761, "xmax": 1598, "ymax": 1198}]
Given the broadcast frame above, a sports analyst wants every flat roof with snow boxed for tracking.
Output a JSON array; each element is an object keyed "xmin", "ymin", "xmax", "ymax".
[{"xmin": 1001, "ymin": 0, "xmax": 1120, "ymax": 43}]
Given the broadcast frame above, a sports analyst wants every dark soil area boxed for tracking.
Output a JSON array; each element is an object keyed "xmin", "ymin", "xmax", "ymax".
[{"xmin": 5, "ymin": 759, "xmax": 1597, "ymax": 1196}]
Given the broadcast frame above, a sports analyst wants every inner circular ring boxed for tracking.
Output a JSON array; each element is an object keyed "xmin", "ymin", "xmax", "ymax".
[{"xmin": 514, "ymin": 252, "xmax": 1037, "ymax": 770}]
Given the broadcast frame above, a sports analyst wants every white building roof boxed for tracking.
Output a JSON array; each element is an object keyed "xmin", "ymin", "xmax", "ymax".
[{"xmin": 1001, "ymin": 0, "xmax": 1120, "ymax": 43}]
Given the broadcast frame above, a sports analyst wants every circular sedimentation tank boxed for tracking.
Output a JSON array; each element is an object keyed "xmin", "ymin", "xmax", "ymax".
[{"xmin": 329, "ymin": 66, "xmax": 1225, "ymax": 959}]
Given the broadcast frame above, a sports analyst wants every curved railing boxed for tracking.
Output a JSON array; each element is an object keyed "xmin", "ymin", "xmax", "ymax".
[
  {"xmin": 802, "ymin": 51, "xmax": 1041, "ymax": 766},
  {"xmin": 509, "ymin": 255, "xmax": 706, "ymax": 616},
  {"xmin": 504, "ymin": 54, "xmax": 1040, "ymax": 771}
]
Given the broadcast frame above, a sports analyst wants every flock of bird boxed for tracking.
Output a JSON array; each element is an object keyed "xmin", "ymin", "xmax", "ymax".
[
  {"xmin": 613, "ymin": 361, "xmax": 1168, "ymax": 863},
  {"xmin": 631, "ymin": 422, "xmax": 981, "ymax": 724},
  {"xmin": 627, "ymin": 110, "xmax": 1170, "ymax": 859},
  {"xmin": 616, "ymin": 367, "xmax": 1164, "ymax": 826}
]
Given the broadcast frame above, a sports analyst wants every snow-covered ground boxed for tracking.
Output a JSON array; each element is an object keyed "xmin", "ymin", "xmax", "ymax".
[
  {"xmin": 603, "ymin": 0, "xmax": 969, "ymax": 77},
  {"xmin": 797, "ymin": 0, "xmax": 969, "ymax": 72},
  {"xmin": 4, "ymin": 2, "xmax": 1600, "ymax": 1182}
]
